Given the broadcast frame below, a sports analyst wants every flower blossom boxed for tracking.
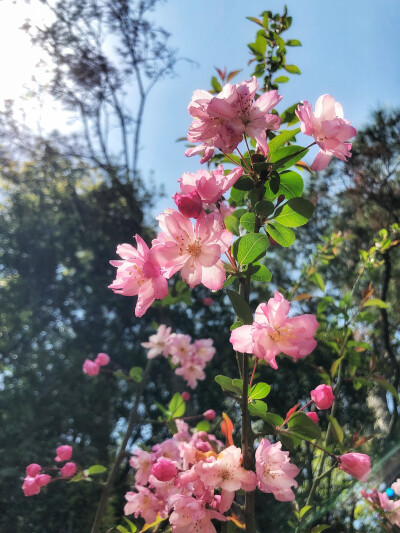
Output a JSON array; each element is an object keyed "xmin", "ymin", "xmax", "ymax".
[
  {"xmin": 230, "ymin": 291, "xmax": 318, "ymax": 369},
  {"xmin": 124, "ymin": 486, "xmax": 166, "ymax": 524},
  {"xmin": 338, "ymin": 452, "xmax": 371, "ymax": 482},
  {"xmin": 94, "ymin": 352, "xmax": 110, "ymax": 366},
  {"xmin": 311, "ymin": 384, "xmax": 335, "ymax": 410},
  {"xmin": 109, "ymin": 234, "xmax": 168, "ymax": 317},
  {"xmin": 186, "ymin": 77, "xmax": 282, "ymax": 162},
  {"xmin": 60, "ymin": 462, "xmax": 77, "ymax": 478},
  {"xmin": 83, "ymin": 359, "xmax": 100, "ymax": 376},
  {"xmin": 141, "ymin": 324, "xmax": 172, "ymax": 359},
  {"xmin": 151, "ymin": 210, "xmax": 232, "ymax": 291},
  {"xmin": 178, "ymin": 166, "xmax": 243, "ymax": 206},
  {"xmin": 307, "ymin": 412, "xmax": 319, "ymax": 424},
  {"xmin": 22, "ymin": 473, "xmax": 51, "ymax": 496},
  {"xmin": 295, "ymin": 94, "xmax": 357, "ymax": 171},
  {"xmin": 55, "ymin": 445, "xmax": 73, "ymax": 462},
  {"xmin": 173, "ymin": 190, "xmax": 203, "ymax": 219},
  {"xmin": 255, "ymin": 439, "xmax": 299, "ymax": 501}
]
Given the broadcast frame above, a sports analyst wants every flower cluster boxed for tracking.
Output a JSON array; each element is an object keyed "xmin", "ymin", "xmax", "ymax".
[
  {"xmin": 230, "ymin": 291, "xmax": 318, "ymax": 369},
  {"xmin": 23, "ymin": 445, "xmax": 77, "ymax": 497},
  {"xmin": 141, "ymin": 325, "xmax": 216, "ymax": 389},
  {"xmin": 82, "ymin": 352, "xmax": 110, "ymax": 376},
  {"xmin": 125, "ymin": 419, "xmax": 299, "ymax": 531},
  {"xmin": 362, "ymin": 479, "xmax": 400, "ymax": 527}
]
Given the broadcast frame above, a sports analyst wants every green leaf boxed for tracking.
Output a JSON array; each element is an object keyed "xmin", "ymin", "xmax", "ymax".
[
  {"xmin": 317, "ymin": 296, "xmax": 334, "ymax": 314},
  {"xmin": 154, "ymin": 401, "xmax": 168, "ymax": 415},
  {"xmin": 234, "ymin": 233, "xmax": 269, "ymax": 265},
  {"xmin": 268, "ymin": 128, "xmax": 301, "ymax": 153},
  {"xmin": 284, "ymin": 64, "xmax": 301, "ymax": 74},
  {"xmin": 277, "ymin": 171, "xmax": 304, "ymax": 199},
  {"xmin": 230, "ymin": 187, "xmax": 246, "ymax": 204},
  {"xmin": 280, "ymin": 102, "xmax": 301, "ymax": 125},
  {"xmin": 230, "ymin": 320, "xmax": 242, "ymax": 331},
  {"xmin": 310, "ymin": 272, "xmax": 325, "ymax": 292},
  {"xmin": 270, "ymin": 145, "xmax": 308, "ymax": 171},
  {"xmin": 330, "ymin": 356, "xmax": 344, "ymax": 378},
  {"xmin": 87, "ymin": 464, "xmax": 107, "ymax": 475},
  {"xmin": 224, "ymin": 215, "xmax": 240, "ymax": 236},
  {"xmin": 362, "ymin": 298, "xmax": 389, "ymax": 309},
  {"xmin": 274, "ymin": 198, "xmax": 314, "ymax": 227},
  {"xmin": 240, "ymin": 212, "xmax": 256, "ymax": 233},
  {"xmin": 326, "ymin": 415, "xmax": 344, "ymax": 443},
  {"xmin": 269, "ymin": 172, "xmax": 280, "ymax": 194},
  {"xmin": 117, "ymin": 526, "xmax": 130, "ymax": 533},
  {"xmin": 223, "ymin": 275, "xmax": 236, "ymax": 288},
  {"xmin": 232, "ymin": 208, "xmax": 247, "ymax": 219},
  {"xmin": 215, "ymin": 375, "xmax": 242, "ymax": 395},
  {"xmin": 249, "ymin": 382, "xmax": 271, "ymax": 400},
  {"xmin": 123, "ymin": 517, "xmax": 138, "ymax": 533},
  {"xmin": 286, "ymin": 39, "xmax": 302, "ymax": 46},
  {"xmin": 168, "ymin": 393, "xmax": 186, "ymax": 418},
  {"xmin": 226, "ymin": 289, "xmax": 253, "ymax": 325},
  {"xmin": 246, "ymin": 16, "xmax": 264, "ymax": 27},
  {"xmin": 234, "ymin": 176, "xmax": 255, "ymax": 191},
  {"xmin": 262, "ymin": 412, "xmax": 284, "ymax": 433},
  {"xmin": 280, "ymin": 431, "xmax": 301, "ymax": 450},
  {"xmin": 250, "ymin": 264, "xmax": 272, "ymax": 282},
  {"xmin": 129, "ymin": 366, "xmax": 143, "ymax": 383},
  {"xmin": 254, "ymin": 200, "xmax": 274, "ymax": 217},
  {"xmin": 266, "ymin": 222, "xmax": 295, "ymax": 247},
  {"xmin": 248, "ymin": 399, "xmax": 268, "ymax": 418},
  {"xmin": 373, "ymin": 376, "xmax": 400, "ymax": 401},
  {"xmin": 311, "ymin": 526, "xmax": 330, "ymax": 533},
  {"xmin": 300, "ymin": 505, "xmax": 312, "ymax": 518},
  {"xmin": 196, "ymin": 420, "xmax": 210, "ymax": 432},
  {"xmin": 211, "ymin": 76, "xmax": 222, "ymax": 92},
  {"xmin": 287, "ymin": 412, "xmax": 322, "ymax": 440},
  {"xmin": 273, "ymin": 76, "xmax": 289, "ymax": 84}
]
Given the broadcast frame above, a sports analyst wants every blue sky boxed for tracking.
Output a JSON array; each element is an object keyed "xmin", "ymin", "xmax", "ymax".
[{"xmin": 137, "ymin": 0, "xmax": 400, "ymax": 212}]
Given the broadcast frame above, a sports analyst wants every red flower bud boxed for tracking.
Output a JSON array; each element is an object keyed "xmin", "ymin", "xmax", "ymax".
[{"xmin": 173, "ymin": 190, "xmax": 203, "ymax": 219}]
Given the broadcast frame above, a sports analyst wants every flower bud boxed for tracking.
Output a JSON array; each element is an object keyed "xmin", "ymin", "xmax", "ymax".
[
  {"xmin": 202, "ymin": 297, "xmax": 213, "ymax": 306},
  {"xmin": 55, "ymin": 445, "xmax": 73, "ymax": 462},
  {"xmin": 151, "ymin": 458, "xmax": 178, "ymax": 482},
  {"xmin": 22, "ymin": 476, "xmax": 41, "ymax": 496},
  {"xmin": 310, "ymin": 384, "xmax": 335, "ymax": 410},
  {"xmin": 307, "ymin": 412, "xmax": 319, "ymax": 424},
  {"xmin": 83, "ymin": 359, "xmax": 100, "ymax": 376},
  {"xmin": 60, "ymin": 462, "xmax": 77, "ymax": 478},
  {"xmin": 181, "ymin": 391, "xmax": 190, "ymax": 401},
  {"xmin": 338, "ymin": 452, "xmax": 371, "ymax": 482},
  {"xmin": 203, "ymin": 409, "xmax": 216, "ymax": 421},
  {"xmin": 26, "ymin": 463, "xmax": 42, "ymax": 477},
  {"xmin": 94, "ymin": 352, "xmax": 110, "ymax": 366},
  {"xmin": 173, "ymin": 190, "xmax": 203, "ymax": 219},
  {"xmin": 37, "ymin": 474, "xmax": 51, "ymax": 486}
]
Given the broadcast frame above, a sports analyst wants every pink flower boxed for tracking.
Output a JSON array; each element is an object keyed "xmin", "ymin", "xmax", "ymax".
[
  {"xmin": 192, "ymin": 339, "xmax": 216, "ymax": 363},
  {"xmin": 186, "ymin": 78, "xmax": 282, "ymax": 161},
  {"xmin": 338, "ymin": 453, "xmax": 371, "ymax": 482},
  {"xmin": 178, "ymin": 166, "xmax": 243, "ymax": 206},
  {"xmin": 203, "ymin": 409, "xmax": 216, "ymax": 421},
  {"xmin": 26, "ymin": 463, "xmax": 42, "ymax": 477},
  {"xmin": 94, "ymin": 352, "xmax": 110, "ymax": 366},
  {"xmin": 307, "ymin": 412, "xmax": 319, "ymax": 424},
  {"xmin": 55, "ymin": 445, "xmax": 73, "ymax": 462},
  {"xmin": 109, "ymin": 234, "xmax": 168, "ymax": 317},
  {"xmin": 22, "ymin": 474, "xmax": 51, "ymax": 497},
  {"xmin": 124, "ymin": 486, "xmax": 165, "ymax": 524},
  {"xmin": 167, "ymin": 333, "xmax": 193, "ymax": 365},
  {"xmin": 151, "ymin": 210, "xmax": 232, "ymax": 291},
  {"xmin": 170, "ymin": 495, "xmax": 226, "ymax": 533},
  {"xmin": 173, "ymin": 190, "xmax": 203, "ymax": 219},
  {"xmin": 129, "ymin": 448, "xmax": 154, "ymax": 486},
  {"xmin": 181, "ymin": 391, "xmax": 190, "ymax": 401},
  {"xmin": 60, "ymin": 462, "xmax": 77, "ymax": 478},
  {"xmin": 295, "ymin": 95, "xmax": 357, "ymax": 170},
  {"xmin": 392, "ymin": 479, "xmax": 400, "ymax": 496},
  {"xmin": 151, "ymin": 458, "xmax": 178, "ymax": 482},
  {"xmin": 175, "ymin": 358, "xmax": 206, "ymax": 389},
  {"xmin": 141, "ymin": 324, "xmax": 172, "ymax": 359},
  {"xmin": 255, "ymin": 439, "xmax": 299, "ymax": 501},
  {"xmin": 230, "ymin": 291, "xmax": 318, "ymax": 369},
  {"xmin": 218, "ymin": 200, "xmax": 235, "ymax": 219},
  {"xmin": 83, "ymin": 359, "xmax": 100, "ymax": 376},
  {"xmin": 37, "ymin": 474, "xmax": 51, "ymax": 487},
  {"xmin": 311, "ymin": 384, "xmax": 335, "ymax": 410},
  {"xmin": 202, "ymin": 297, "xmax": 213, "ymax": 306},
  {"xmin": 196, "ymin": 446, "xmax": 257, "ymax": 492}
]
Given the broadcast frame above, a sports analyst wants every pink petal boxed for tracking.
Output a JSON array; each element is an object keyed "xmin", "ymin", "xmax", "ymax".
[{"xmin": 230, "ymin": 325, "xmax": 253, "ymax": 353}]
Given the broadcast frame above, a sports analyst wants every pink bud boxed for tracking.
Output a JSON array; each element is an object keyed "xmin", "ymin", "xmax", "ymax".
[
  {"xmin": 307, "ymin": 412, "xmax": 319, "ymax": 424},
  {"xmin": 94, "ymin": 352, "xmax": 110, "ymax": 366},
  {"xmin": 202, "ymin": 297, "xmax": 213, "ymax": 306},
  {"xmin": 151, "ymin": 458, "xmax": 178, "ymax": 482},
  {"xmin": 26, "ymin": 463, "xmax": 42, "ymax": 477},
  {"xmin": 203, "ymin": 409, "xmax": 216, "ymax": 421},
  {"xmin": 22, "ymin": 476, "xmax": 41, "ymax": 496},
  {"xmin": 311, "ymin": 384, "xmax": 335, "ymax": 410},
  {"xmin": 173, "ymin": 190, "xmax": 203, "ymax": 219},
  {"xmin": 181, "ymin": 391, "xmax": 190, "ymax": 401},
  {"xmin": 83, "ymin": 359, "xmax": 100, "ymax": 376},
  {"xmin": 60, "ymin": 462, "xmax": 77, "ymax": 478},
  {"xmin": 55, "ymin": 445, "xmax": 73, "ymax": 462},
  {"xmin": 338, "ymin": 453, "xmax": 371, "ymax": 482},
  {"xmin": 37, "ymin": 474, "xmax": 51, "ymax": 486}
]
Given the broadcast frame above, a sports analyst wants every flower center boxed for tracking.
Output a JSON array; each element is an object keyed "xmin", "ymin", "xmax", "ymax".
[
  {"xmin": 187, "ymin": 240, "xmax": 202, "ymax": 257},
  {"xmin": 269, "ymin": 326, "xmax": 293, "ymax": 343}
]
